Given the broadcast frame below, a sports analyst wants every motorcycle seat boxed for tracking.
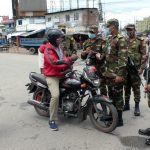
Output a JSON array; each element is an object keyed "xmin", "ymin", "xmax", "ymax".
[{"xmin": 30, "ymin": 72, "xmax": 47, "ymax": 86}]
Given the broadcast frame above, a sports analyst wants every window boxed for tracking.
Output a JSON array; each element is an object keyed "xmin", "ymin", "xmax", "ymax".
[
  {"xmin": 66, "ymin": 15, "xmax": 70, "ymax": 21},
  {"xmin": 48, "ymin": 17, "xmax": 51, "ymax": 22},
  {"xmin": 2, "ymin": 28, "xmax": 5, "ymax": 32},
  {"xmin": 18, "ymin": 20, "xmax": 22, "ymax": 25},
  {"xmin": 74, "ymin": 12, "xmax": 79, "ymax": 20}
]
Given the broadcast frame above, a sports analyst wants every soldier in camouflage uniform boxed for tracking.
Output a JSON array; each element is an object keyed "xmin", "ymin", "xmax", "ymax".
[
  {"xmin": 138, "ymin": 81, "xmax": 150, "ymax": 145},
  {"xmin": 81, "ymin": 25, "xmax": 107, "ymax": 96},
  {"xmin": 103, "ymin": 19, "xmax": 128, "ymax": 127},
  {"xmin": 124, "ymin": 24, "xmax": 147, "ymax": 116},
  {"xmin": 138, "ymin": 42, "xmax": 150, "ymax": 145},
  {"xmin": 58, "ymin": 24, "xmax": 77, "ymax": 56}
]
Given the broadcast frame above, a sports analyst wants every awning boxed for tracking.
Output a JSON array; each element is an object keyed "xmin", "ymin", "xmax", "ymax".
[
  {"xmin": 9, "ymin": 31, "xmax": 27, "ymax": 37},
  {"xmin": 20, "ymin": 29, "xmax": 45, "ymax": 37}
]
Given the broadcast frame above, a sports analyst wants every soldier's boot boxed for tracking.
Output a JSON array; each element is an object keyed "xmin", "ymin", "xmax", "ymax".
[
  {"xmin": 123, "ymin": 101, "xmax": 130, "ymax": 111},
  {"xmin": 145, "ymin": 138, "xmax": 150, "ymax": 145},
  {"xmin": 117, "ymin": 110, "xmax": 123, "ymax": 127},
  {"xmin": 138, "ymin": 128, "xmax": 150, "ymax": 136},
  {"xmin": 134, "ymin": 102, "xmax": 140, "ymax": 116}
]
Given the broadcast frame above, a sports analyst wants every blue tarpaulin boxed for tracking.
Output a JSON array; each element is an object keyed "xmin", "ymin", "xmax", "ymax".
[{"xmin": 0, "ymin": 38, "xmax": 7, "ymax": 45}]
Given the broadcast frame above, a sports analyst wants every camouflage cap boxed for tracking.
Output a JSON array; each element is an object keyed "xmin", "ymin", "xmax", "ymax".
[
  {"xmin": 89, "ymin": 25, "xmax": 98, "ymax": 32},
  {"xmin": 106, "ymin": 19, "xmax": 119, "ymax": 27},
  {"xmin": 125, "ymin": 24, "xmax": 135, "ymax": 29}
]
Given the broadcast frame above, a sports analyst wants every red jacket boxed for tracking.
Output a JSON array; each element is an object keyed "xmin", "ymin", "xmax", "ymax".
[
  {"xmin": 43, "ymin": 42, "xmax": 73, "ymax": 78},
  {"xmin": 39, "ymin": 44, "xmax": 46, "ymax": 53}
]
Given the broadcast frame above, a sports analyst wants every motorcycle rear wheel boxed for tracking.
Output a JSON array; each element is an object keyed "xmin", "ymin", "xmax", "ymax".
[
  {"xmin": 33, "ymin": 89, "xmax": 49, "ymax": 117},
  {"xmin": 89, "ymin": 101, "xmax": 118, "ymax": 133}
]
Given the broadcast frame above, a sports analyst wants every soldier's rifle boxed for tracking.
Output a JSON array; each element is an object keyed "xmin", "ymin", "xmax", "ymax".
[{"xmin": 127, "ymin": 56, "xmax": 144, "ymax": 87}]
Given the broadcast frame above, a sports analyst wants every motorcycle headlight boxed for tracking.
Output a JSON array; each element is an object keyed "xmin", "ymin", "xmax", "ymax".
[{"xmin": 93, "ymin": 79, "xmax": 100, "ymax": 86}]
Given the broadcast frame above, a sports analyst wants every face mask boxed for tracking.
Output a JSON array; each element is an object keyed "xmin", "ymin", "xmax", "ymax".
[
  {"xmin": 88, "ymin": 33, "xmax": 96, "ymax": 39},
  {"xmin": 106, "ymin": 28, "xmax": 111, "ymax": 36},
  {"xmin": 127, "ymin": 31, "xmax": 135, "ymax": 38}
]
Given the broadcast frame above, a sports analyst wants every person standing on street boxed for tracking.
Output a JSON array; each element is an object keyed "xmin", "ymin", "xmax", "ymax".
[
  {"xmin": 103, "ymin": 19, "xmax": 128, "ymax": 127},
  {"xmin": 81, "ymin": 25, "xmax": 107, "ymax": 96},
  {"xmin": 138, "ymin": 41, "xmax": 150, "ymax": 145},
  {"xmin": 123, "ymin": 24, "xmax": 147, "ymax": 116},
  {"xmin": 58, "ymin": 24, "xmax": 77, "ymax": 56}
]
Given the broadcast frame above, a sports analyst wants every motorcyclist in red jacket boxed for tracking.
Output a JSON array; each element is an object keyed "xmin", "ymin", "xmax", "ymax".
[{"xmin": 43, "ymin": 29, "xmax": 78, "ymax": 131}]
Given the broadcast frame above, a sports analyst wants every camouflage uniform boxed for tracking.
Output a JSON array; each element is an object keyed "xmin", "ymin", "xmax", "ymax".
[
  {"xmin": 138, "ymin": 41, "xmax": 150, "ymax": 146},
  {"xmin": 63, "ymin": 35, "xmax": 77, "ymax": 56},
  {"xmin": 103, "ymin": 19, "xmax": 128, "ymax": 126},
  {"xmin": 124, "ymin": 24, "xmax": 147, "ymax": 115},
  {"xmin": 143, "ymin": 42, "xmax": 150, "ymax": 107},
  {"xmin": 58, "ymin": 24, "xmax": 77, "ymax": 56},
  {"xmin": 81, "ymin": 25, "xmax": 107, "ymax": 96}
]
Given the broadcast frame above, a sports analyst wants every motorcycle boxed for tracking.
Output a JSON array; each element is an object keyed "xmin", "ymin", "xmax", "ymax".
[{"xmin": 26, "ymin": 53, "xmax": 118, "ymax": 133}]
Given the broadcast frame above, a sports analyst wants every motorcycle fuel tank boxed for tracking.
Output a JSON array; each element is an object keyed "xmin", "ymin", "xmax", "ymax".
[{"xmin": 61, "ymin": 78, "xmax": 81, "ymax": 89}]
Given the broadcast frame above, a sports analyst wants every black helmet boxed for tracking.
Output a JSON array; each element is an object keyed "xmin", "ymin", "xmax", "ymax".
[{"xmin": 46, "ymin": 28, "xmax": 64, "ymax": 47}]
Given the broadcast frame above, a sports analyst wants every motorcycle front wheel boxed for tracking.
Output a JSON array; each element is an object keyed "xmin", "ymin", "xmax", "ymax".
[{"xmin": 89, "ymin": 101, "xmax": 118, "ymax": 133}]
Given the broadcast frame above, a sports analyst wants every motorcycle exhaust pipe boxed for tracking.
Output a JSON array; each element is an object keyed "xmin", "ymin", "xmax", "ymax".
[{"xmin": 27, "ymin": 100, "xmax": 48, "ymax": 111}]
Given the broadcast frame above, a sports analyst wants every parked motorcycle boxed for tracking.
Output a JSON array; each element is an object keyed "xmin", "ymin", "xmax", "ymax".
[{"xmin": 26, "ymin": 53, "xmax": 118, "ymax": 133}]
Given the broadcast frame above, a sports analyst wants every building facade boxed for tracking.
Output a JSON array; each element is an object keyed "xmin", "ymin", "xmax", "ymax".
[
  {"xmin": 19, "ymin": 0, "xmax": 47, "ymax": 17},
  {"xmin": 15, "ymin": 17, "xmax": 46, "ymax": 32},
  {"xmin": 136, "ymin": 16, "xmax": 150, "ymax": 32},
  {"xmin": 13, "ymin": 0, "xmax": 47, "ymax": 32},
  {"xmin": 45, "ymin": 8, "xmax": 100, "ymax": 33}
]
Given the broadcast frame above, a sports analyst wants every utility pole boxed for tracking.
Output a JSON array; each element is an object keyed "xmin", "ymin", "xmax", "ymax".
[
  {"xmin": 60, "ymin": 0, "xmax": 62, "ymax": 11},
  {"xmin": 50, "ymin": 0, "xmax": 52, "ymax": 12},
  {"xmin": 60, "ymin": 0, "xmax": 64, "ymax": 11},
  {"xmin": 86, "ymin": 0, "xmax": 89, "ymax": 8},
  {"xmin": 12, "ymin": 0, "xmax": 19, "ymax": 28},
  {"xmin": 98, "ymin": 0, "xmax": 103, "ymax": 22},
  {"xmin": 62, "ymin": 0, "xmax": 64, "ymax": 10},
  {"xmin": 77, "ymin": 0, "xmax": 79, "ymax": 9},
  {"xmin": 52, "ymin": 0, "xmax": 54, "ymax": 12},
  {"xmin": 93, "ymin": 0, "xmax": 95, "ymax": 8},
  {"xmin": 69, "ymin": 0, "xmax": 72, "ymax": 10}
]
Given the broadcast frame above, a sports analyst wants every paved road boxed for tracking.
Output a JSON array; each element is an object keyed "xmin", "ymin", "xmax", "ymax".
[{"xmin": 0, "ymin": 53, "xmax": 150, "ymax": 150}]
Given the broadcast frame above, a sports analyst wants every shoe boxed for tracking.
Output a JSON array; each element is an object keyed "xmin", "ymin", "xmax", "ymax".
[
  {"xmin": 49, "ymin": 120, "xmax": 58, "ymax": 131},
  {"xmin": 117, "ymin": 120, "xmax": 123, "ymax": 127},
  {"xmin": 123, "ymin": 101, "xmax": 130, "ymax": 111},
  {"xmin": 139, "ymin": 128, "xmax": 150, "ymax": 136},
  {"xmin": 134, "ymin": 102, "xmax": 140, "ymax": 116},
  {"xmin": 145, "ymin": 138, "xmax": 150, "ymax": 145}
]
